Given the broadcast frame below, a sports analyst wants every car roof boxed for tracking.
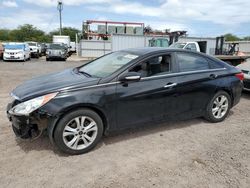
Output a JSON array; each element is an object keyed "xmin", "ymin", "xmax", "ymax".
[{"xmin": 121, "ymin": 47, "xmax": 198, "ymax": 56}]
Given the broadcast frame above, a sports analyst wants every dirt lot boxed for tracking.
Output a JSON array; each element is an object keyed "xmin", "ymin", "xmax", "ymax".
[{"xmin": 0, "ymin": 58, "xmax": 250, "ymax": 188}]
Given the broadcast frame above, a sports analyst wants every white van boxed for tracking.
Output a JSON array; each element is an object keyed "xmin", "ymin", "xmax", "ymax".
[{"xmin": 3, "ymin": 43, "xmax": 30, "ymax": 61}]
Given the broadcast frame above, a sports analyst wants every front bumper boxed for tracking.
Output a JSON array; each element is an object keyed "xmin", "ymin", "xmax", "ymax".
[
  {"xmin": 7, "ymin": 102, "xmax": 49, "ymax": 139},
  {"xmin": 46, "ymin": 54, "xmax": 66, "ymax": 59},
  {"xmin": 4, "ymin": 54, "xmax": 24, "ymax": 61}
]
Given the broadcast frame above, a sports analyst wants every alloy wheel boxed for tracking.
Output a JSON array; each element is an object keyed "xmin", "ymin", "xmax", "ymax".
[
  {"xmin": 62, "ymin": 116, "xmax": 98, "ymax": 150},
  {"xmin": 212, "ymin": 95, "xmax": 229, "ymax": 119}
]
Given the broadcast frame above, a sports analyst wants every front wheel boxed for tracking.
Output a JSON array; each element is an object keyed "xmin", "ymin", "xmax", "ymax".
[
  {"xmin": 204, "ymin": 91, "xmax": 231, "ymax": 123},
  {"xmin": 54, "ymin": 109, "xmax": 104, "ymax": 155}
]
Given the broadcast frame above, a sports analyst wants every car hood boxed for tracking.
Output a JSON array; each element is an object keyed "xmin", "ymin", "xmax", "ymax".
[{"xmin": 12, "ymin": 68, "xmax": 100, "ymax": 101}]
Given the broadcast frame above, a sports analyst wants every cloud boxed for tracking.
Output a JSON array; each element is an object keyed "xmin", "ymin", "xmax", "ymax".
[
  {"xmin": 23, "ymin": 0, "xmax": 112, "ymax": 7},
  {"xmin": 0, "ymin": 9, "xmax": 69, "ymax": 32},
  {"xmin": 2, "ymin": 0, "xmax": 18, "ymax": 7},
  {"xmin": 22, "ymin": 0, "xmax": 250, "ymax": 26},
  {"xmin": 87, "ymin": 0, "xmax": 250, "ymax": 25}
]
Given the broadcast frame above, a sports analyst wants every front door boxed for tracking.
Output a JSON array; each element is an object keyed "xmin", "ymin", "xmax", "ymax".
[{"xmin": 115, "ymin": 53, "xmax": 178, "ymax": 129}]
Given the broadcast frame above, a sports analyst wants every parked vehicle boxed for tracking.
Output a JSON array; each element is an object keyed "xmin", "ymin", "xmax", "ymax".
[
  {"xmin": 53, "ymin": 35, "xmax": 70, "ymax": 50},
  {"xmin": 40, "ymin": 43, "xmax": 46, "ymax": 56},
  {"xmin": 237, "ymin": 61, "xmax": 250, "ymax": 91},
  {"xmin": 69, "ymin": 41, "xmax": 76, "ymax": 55},
  {"xmin": 46, "ymin": 43, "xmax": 67, "ymax": 61},
  {"xmin": 7, "ymin": 48, "xmax": 243, "ymax": 154},
  {"xmin": 0, "ymin": 43, "xmax": 3, "ymax": 59},
  {"xmin": 3, "ymin": 43, "xmax": 30, "ymax": 61},
  {"xmin": 27, "ymin": 41, "xmax": 41, "ymax": 58}
]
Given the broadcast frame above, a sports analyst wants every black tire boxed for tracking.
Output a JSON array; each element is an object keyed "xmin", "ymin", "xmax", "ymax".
[
  {"xmin": 46, "ymin": 58, "xmax": 49, "ymax": 61},
  {"xmin": 204, "ymin": 91, "xmax": 231, "ymax": 123},
  {"xmin": 53, "ymin": 108, "xmax": 104, "ymax": 155}
]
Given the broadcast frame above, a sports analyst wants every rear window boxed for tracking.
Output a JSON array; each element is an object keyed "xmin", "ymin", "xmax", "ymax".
[{"xmin": 176, "ymin": 52, "xmax": 209, "ymax": 72}]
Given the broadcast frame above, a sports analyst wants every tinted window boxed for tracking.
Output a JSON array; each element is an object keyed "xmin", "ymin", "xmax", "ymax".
[
  {"xmin": 130, "ymin": 55, "xmax": 172, "ymax": 77},
  {"xmin": 177, "ymin": 53, "xmax": 209, "ymax": 72}
]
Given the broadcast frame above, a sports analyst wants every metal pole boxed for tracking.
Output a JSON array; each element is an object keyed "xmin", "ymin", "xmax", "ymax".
[{"xmin": 57, "ymin": 1, "xmax": 63, "ymax": 35}]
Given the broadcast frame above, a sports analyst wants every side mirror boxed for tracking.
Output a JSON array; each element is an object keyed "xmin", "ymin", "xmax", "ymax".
[{"xmin": 118, "ymin": 72, "xmax": 141, "ymax": 82}]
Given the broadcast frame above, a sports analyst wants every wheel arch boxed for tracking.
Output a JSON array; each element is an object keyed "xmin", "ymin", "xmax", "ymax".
[
  {"xmin": 48, "ymin": 103, "xmax": 109, "ymax": 144},
  {"xmin": 215, "ymin": 87, "xmax": 234, "ymax": 107}
]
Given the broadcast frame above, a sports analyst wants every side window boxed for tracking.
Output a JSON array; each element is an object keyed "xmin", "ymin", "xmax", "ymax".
[
  {"xmin": 185, "ymin": 43, "xmax": 197, "ymax": 51},
  {"xmin": 177, "ymin": 52, "xmax": 209, "ymax": 72},
  {"xmin": 129, "ymin": 55, "xmax": 172, "ymax": 77}
]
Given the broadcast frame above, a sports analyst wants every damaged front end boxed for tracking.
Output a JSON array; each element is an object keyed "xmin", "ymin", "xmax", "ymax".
[{"xmin": 6, "ymin": 92, "xmax": 58, "ymax": 139}]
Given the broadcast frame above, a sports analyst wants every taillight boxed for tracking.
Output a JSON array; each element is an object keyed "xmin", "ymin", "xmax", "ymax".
[{"xmin": 235, "ymin": 72, "xmax": 244, "ymax": 81}]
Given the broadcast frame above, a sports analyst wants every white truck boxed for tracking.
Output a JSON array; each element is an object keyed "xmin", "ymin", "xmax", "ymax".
[{"xmin": 53, "ymin": 35, "xmax": 71, "ymax": 56}]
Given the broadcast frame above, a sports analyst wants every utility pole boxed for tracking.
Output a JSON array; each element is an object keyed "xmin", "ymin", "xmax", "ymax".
[{"xmin": 57, "ymin": 0, "xmax": 63, "ymax": 35}]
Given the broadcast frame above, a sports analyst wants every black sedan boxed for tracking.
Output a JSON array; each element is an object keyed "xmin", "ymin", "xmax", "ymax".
[{"xmin": 7, "ymin": 48, "xmax": 243, "ymax": 154}]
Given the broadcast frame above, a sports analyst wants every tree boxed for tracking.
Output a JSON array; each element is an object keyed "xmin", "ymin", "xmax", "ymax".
[
  {"xmin": 144, "ymin": 25, "xmax": 153, "ymax": 33},
  {"xmin": 49, "ymin": 27, "xmax": 80, "ymax": 41},
  {"xmin": 224, "ymin": 33, "xmax": 240, "ymax": 41},
  {"xmin": 243, "ymin": 36, "xmax": 250, "ymax": 41},
  {"xmin": 7, "ymin": 24, "xmax": 49, "ymax": 42},
  {"xmin": 0, "ymin": 29, "xmax": 10, "ymax": 41}
]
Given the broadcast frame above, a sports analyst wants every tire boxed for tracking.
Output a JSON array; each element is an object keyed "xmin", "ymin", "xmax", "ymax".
[
  {"xmin": 54, "ymin": 108, "xmax": 104, "ymax": 155},
  {"xmin": 204, "ymin": 91, "xmax": 231, "ymax": 123},
  {"xmin": 46, "ymin": 58, "xmax": 49, "ymax": 61}
]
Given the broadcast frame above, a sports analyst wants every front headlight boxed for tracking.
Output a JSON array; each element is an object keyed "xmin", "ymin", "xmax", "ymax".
[{"xmin": 10, "ymin": 92, "xmax": 58, "ymax": 116}]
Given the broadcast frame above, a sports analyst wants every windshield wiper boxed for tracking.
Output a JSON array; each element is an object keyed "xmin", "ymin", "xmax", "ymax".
[{"xmin": 77, "ymin": 69, "xmax": 92, "ymax": 77}]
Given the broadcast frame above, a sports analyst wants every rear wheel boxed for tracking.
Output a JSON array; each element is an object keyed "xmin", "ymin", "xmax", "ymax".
[
  {"xmin": 54, "ymin": 109, "xmax": 103, "ymax": 154},
  {"xmin": 204, "ymin": 91, "xmax": 231, "ymax": 123}
]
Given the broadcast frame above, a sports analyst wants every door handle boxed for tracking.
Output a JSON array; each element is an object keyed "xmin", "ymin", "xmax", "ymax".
[
  {"xmin": 164, "ymin": 83, "xmax": 177, "ymax": 88},
  {"xmin": 209, "ymin": 74, "xmax": 217, "ymax": 79}
]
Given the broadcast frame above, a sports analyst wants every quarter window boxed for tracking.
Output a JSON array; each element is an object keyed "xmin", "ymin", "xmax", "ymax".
[{"xmin": 177, "ymin": 53, "xmax": 209, "ymax": 72}]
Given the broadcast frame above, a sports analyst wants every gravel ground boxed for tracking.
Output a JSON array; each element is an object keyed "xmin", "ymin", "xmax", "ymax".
[{"xmin": 0, "ymin": 57, "xmax": 250, "ymax": 188}]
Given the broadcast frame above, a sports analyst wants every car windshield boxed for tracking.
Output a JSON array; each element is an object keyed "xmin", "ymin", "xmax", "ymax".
[
  {"xmin": 49, "ymin": 44, "xmax": 65, "ymax": 50},
  {"xmin": 5, "ymin": 44, "xmax": 24, "ymax": 50},
  {"xmin": 28, "ymin": 43, "xmax": 36, "ymax": 46},
  {"xmin": 169, "ymin": 43, "xmax": 186, "ymax": 49},
  {"xmin": 79, "ymin": 51, "xmax": 139, "ymax": 78}
]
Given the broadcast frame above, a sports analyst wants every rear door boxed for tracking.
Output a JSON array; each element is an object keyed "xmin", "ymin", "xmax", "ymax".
[{"xmin": 171, "ymin": 52, "xmax": 222, "ymax": 118}]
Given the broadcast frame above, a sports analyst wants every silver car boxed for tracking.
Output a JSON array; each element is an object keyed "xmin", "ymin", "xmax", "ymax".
[
  {"xmin": 236, "ymin": 59, "xmax": 250, "ymax": 91},
  {"xmin": 46, "ymin": 44, "xmax": 67, "ymax": 61}
]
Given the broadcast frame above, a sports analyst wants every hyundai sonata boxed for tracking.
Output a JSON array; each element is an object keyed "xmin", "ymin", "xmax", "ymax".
[{"xmin": 7, "ymin": 48, "xmax": 243, "ymax": 154}]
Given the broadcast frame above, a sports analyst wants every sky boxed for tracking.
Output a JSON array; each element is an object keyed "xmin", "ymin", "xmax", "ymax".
[{"xmin": 0, "ymin": 0, "xmax": 250, "ymax": 37}]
